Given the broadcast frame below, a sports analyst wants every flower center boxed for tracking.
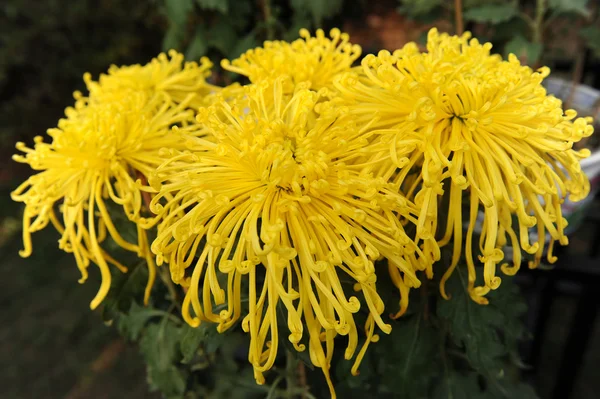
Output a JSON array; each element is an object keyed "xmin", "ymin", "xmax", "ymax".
[{"xmin": 256, "ymin": 124, "xmax": 330, "ymax": 193}]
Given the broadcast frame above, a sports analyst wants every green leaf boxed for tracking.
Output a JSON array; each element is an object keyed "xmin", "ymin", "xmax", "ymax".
[
  {"xmin": 228, "ymin": 31, "xmax": 259, "ymax": 60},
  {"xmin": 334, "ymin": 349, "xmax": 372, "ymax": 391},
  {"xmin": 498, "ymin": 381, "xmax": 539, "ymax": 399},
  {"xmin": 165, "ymin": 0, "xmax": 194, "ymax": 26},
  {"xmin": 504, "ymin": 35, "xmax": 543, "ymax": 65},
  {"xmin": 163, "ymin": 24, "xmax": 185, "ymax": 51},
  {"xmin": 580, "ymin": 25, "xmax": 600, "ymax": 56},
  {"xmin": 140, "ymin": 318, "xmax": 186, "ymax": 398},
  {"xmin": 118, "ymin": 302, "xmax": 161, "ymax": 340},
  {"xmin": 179, "ymin": 323, "xmax": 207, "ymax": 364},
  {"xmin": 207, "ymin": 364, "xmax": 265, "ymax": 398},
  {"xmin": 290, "ymin": 0, "xmax": 343, "ymax": 27},
  {"xmin": 196, "ymin": 0, "xmax": 228, "ymax": 13},
  {"xmin": 397, "ymin": 0, "xmax": 443, "ymax": 18},
  {"xmin": 433, "ymin": 371, "xmax": 490, "ymax": 399},
  {"xmin": 147, "ymin": 365, "xmax": 188, "ymax": 398},
  {"xmin": 207, "ymin": 20, "xmax": 238, "ymax": 55},
  {"xmin": 463, "ymin": 4, "xmax": 517, "ymax": 24},
  {"xmin": 284, "ymin": 13, "xmax": 313, "ymax": 42},
  {"xmin": 436, "ymin": 266, "xmax": 537, "ymax": 397},
  {"xmin": 214, "ymin": 331, "xmax": 247, "ymax": 373},
  {"xmin": 203, "ymin": 323, "xmax": 227, "ymax": 354},
  {"xmin": 185, "ymin": 28, "xmax": 207, "ymax": 60},
  {"xmin": 379, "ymin": 313, "xmax": 438, "ymax": 396},
  {"xmin": 486, "ymin": 275, "xmax": 528, "ymax": 356},
  {"xmin": 548, "ymin": 0, "xmax": 590, "ymax": 17},
  {"xmin": 276, "ymin": 303, "xmax": 315, "ymax": 370},
  {"xmin": 491, "ymin": 18, "xmax": 530, "ymax": 41},
  {"xmin": 437, "ymin": 267, "xmax": 505, "ymax": 376},
  {"xmin": 227, "ymin": 0, "xmax": 253, "ymax": 30},
  {"xmin": 335, "ymin": 290, "xmax": 439, "ymax": 397},
  {"xmin": 141, "ymin": 320, "xmax": 182, "ymax": 371},
  {"xmin": 101, "ymin": 261, "xmax": 149, "ymax": 321},
  {"xmin": 162, "ymin": 0, "xmax": 194, "ymax": 51}
]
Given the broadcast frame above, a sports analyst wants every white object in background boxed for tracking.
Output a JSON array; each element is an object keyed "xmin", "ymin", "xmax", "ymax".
[
  {"xmin": 544, "ymin": 77, "xmax": 600, "ymax": 234},
  {"xmin": 562, "ymin": 150, "xmax": 600, "ymax": 234}
]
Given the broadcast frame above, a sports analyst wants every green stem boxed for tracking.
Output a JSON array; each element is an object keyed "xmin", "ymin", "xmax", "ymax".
[
  {"xmin": 287, "ymin": 388, "xmax": 317, "ymax": 399},
  {"xmin": 285, "ymin": 350, "xmax": 296, "ymax": 397},
  {"xmin": 297, "ymin": 360, "xmax": 307, "ymax": 398},
  {"xmin": 533, "ymin": 0, "xmax": 546, "ymax": 44},
  {"xmin": 454, "ymin": 0, "xmax": 464, "ymax": 35},
  {"xmin": 266, "ymin": 375, "xmax": 284, "ymax": 399},
  {"xmin": 260, "ymin": 0, "xmax": 275, "ymax": 40},
  {"xmin": 215, "ymin": 372, "xmax": 271, "ymax": 392},
  {"xmin": 158, "ymin": 265, "xmax": 182, "ymax": 312},
  {"xmin": 421, "ymin": 281, "xmax": 430, "ymax": 322},
  {"xmin": 145, "ymin": 309, "xmax": 183, "ymax": 325},
  {"xmin": 565, "ymin": 34, "xmax": 586, "ymax": 109},
  {"xmin": 439, "ymin": 324, "xmax": 453, "ymax": 398},
  {"xmin": 519, "ymin": 11, "xmax": 535, "ymax": 28}
]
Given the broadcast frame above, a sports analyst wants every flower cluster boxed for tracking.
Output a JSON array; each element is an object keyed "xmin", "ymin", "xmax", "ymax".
[
  {"xmin": 12, "ymin": 28, "xmax": 593, "ymax": 397},
  {"xmin": 12, "ymin": 51, "xmax": 214, "ymax": 308},
  {"xmin": 149, "ymin": 77, "xmax": 437, "ymax": 388},
  {"xmin": 333, "ymin": 29, "xmax": 593, "ymax": 303},
  {"xmin": 222, "ymin": 28, "xmax": 361, "ymax": 93}
]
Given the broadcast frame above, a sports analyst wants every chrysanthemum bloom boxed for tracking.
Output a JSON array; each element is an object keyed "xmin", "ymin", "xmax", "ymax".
[
  {"xmin": 149, "ymin": 78, "xmax": 437, "ymax": 394},
  {"xmin": 82, "ymin": 50, "xmax": 217, "ymax": 109},
  {"xmin": 221, "ymin": 28, "xmax": 361, "ymax": 94},
  {"xmin": 334, "ymin": 28, "xmax": 593, "ymax": 303},
  {"xmin": 12, "ymin": 91, "xmax": 197, "ymax": 309}
]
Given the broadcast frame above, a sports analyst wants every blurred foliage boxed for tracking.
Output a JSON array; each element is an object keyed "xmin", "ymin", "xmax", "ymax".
[
  {"xmin": 108, "ymin": 254, "xmax": 536, "ymax": 398},
  {"xmin": 2, "ymin": 0, "xmax": 598, "ymax": 161},
  {"xmin": 397, "ymin": 0, "xmax": 599, "ymax": 66},
  {"xmin": 0, "ymin": 0, "xmax": 164, "ymax": 152},
  {"xmin": 158, "ymin": 0, "xmax": 358, "ymax": 65},
  {"xmin": 463, "ymin": 4, "xmax": 518, "ymax": 24},
  {"xmin": 580, "ymin": 25, "xmax": 600, "ymax": 57},
  {"xmin": 0, "ymin": 0, "xmax": 362, "ymax": 156}
]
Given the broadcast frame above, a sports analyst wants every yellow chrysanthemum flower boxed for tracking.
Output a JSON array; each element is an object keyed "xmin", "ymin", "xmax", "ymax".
[
  {"xmin": 334, "ymin": 28, "xmax": 593, "ymax": 303},
  {"xmin": 221, "ymin": 28, "xmax": 361, "ymax": 94},
  {"xmin": 149, "ymin": 78, "xmax": 437, "ymax": 395},
  {"xmin": 12, "ymin": 91, "xmax": 197, "ymax": 309},
  {"xmin": 82, "ymin": 50, "xmax": 217, "ymax": 109}
]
